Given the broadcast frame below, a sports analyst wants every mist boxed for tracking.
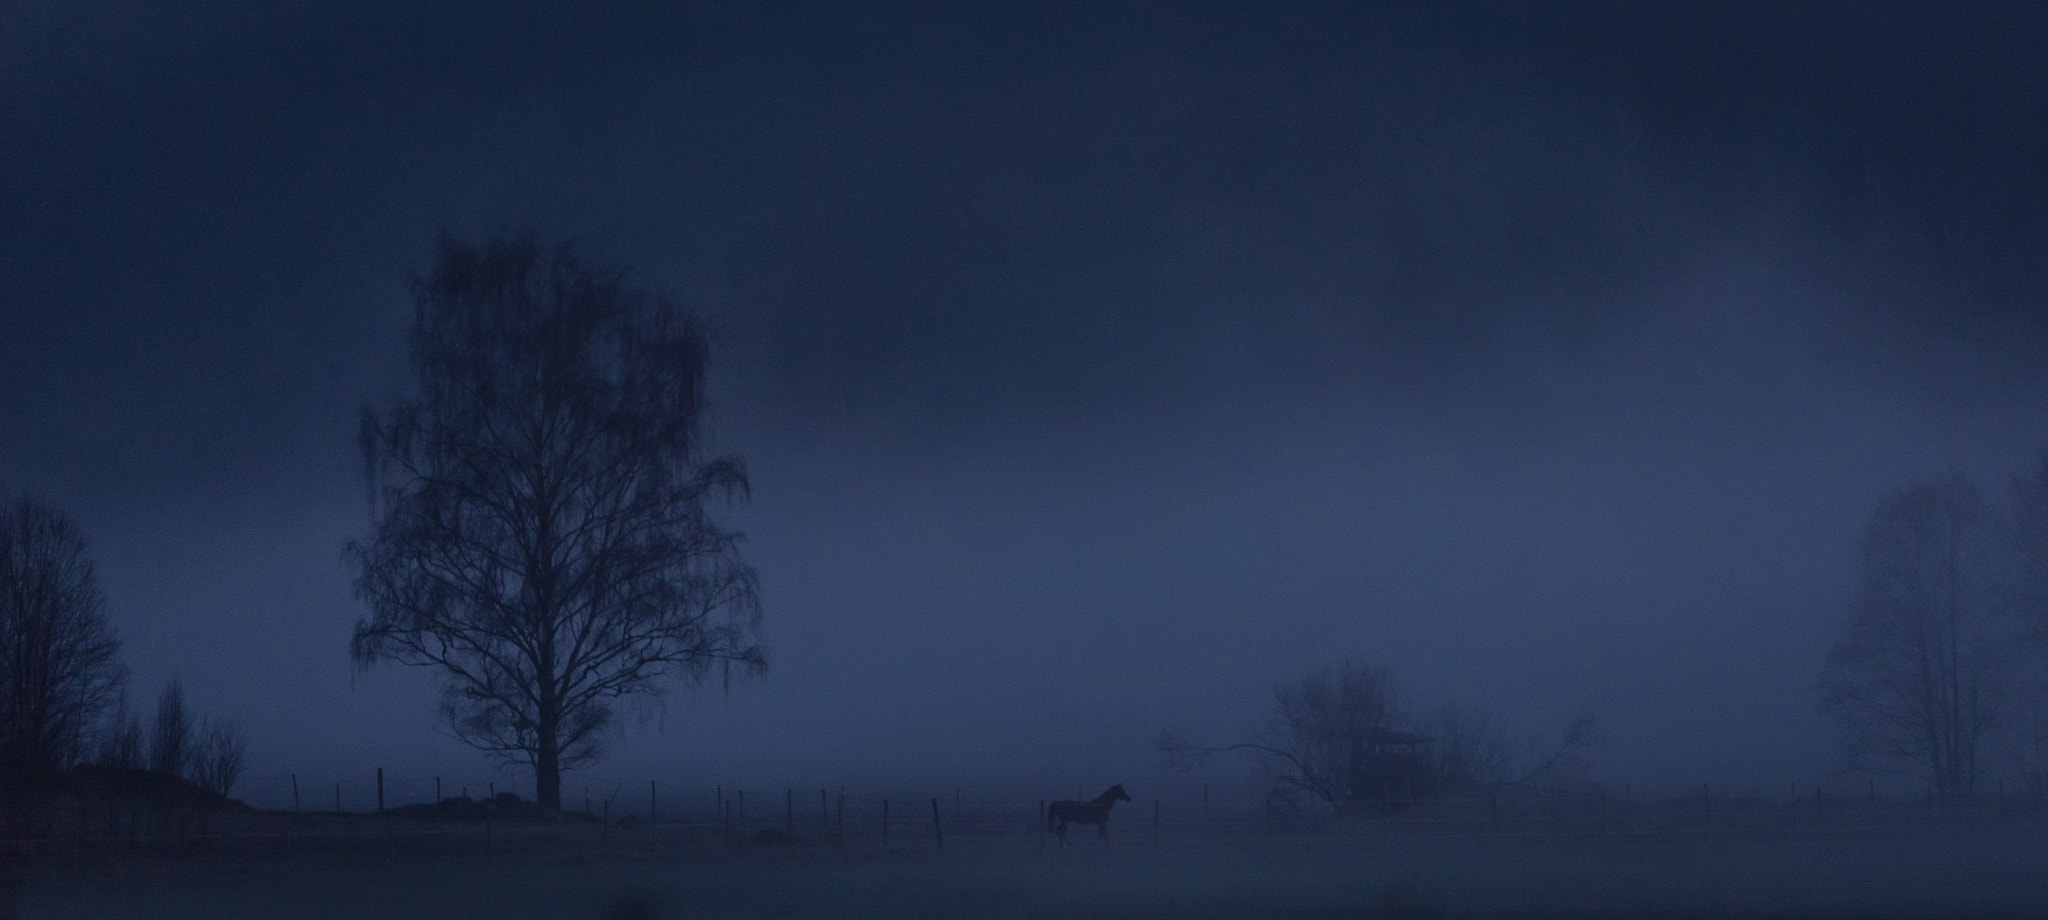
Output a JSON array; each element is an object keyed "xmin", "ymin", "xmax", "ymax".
[{"xmin": 4, "ymin": 2, "xmax": 2048, "ymax": 916}]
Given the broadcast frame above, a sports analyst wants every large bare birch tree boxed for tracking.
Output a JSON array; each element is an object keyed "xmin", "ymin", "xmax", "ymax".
[{"xmin": 349, "ymin": 233, "xmax": 764, "ymax": 813}]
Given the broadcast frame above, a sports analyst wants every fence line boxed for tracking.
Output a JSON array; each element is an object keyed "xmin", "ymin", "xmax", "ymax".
[{"xmin": 31, "ymin": 772, "xmax": 2047, "ymax": 861}]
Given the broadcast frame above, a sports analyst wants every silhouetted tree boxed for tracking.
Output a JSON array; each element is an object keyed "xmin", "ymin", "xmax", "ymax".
[
  {"xmin": 1258, "ymin": 661, "xmax": 1412, "ymax": 806},
  {"xmin": 93, "ymin": 691, "xmax": 144, "ymax": 770},
  {"xmin": 0, "ymin": 497, "xmax": 127, "ymax": 838},
  {"xmin": 149, "ymin": 678, "xmax": 191, "ymax": 779},
  {"xmin": 1821, "ymin": 473, "xmax": 2010, "ymax": 798},
  {"xmin": 349, "ymin": 232, "xmax": 764, "ymax": 814},
  {"xmin": 1161, "ymin": 660, "xmax": 1590, "ymax": 811},
  {"xmin": 1415, "ymin": 701, "xmax": 1592, "ymax": 794},
  {"xmin": 2012, "ymin": 449, "xmax": 2048, "ymax": 632},
  {"xmin": 2002, "ymin": 449, "xmax": 2048, "ymax": 793},
  {"xmin": 190, "ymin": 718, "xmax": 247, "ymax": 798}
]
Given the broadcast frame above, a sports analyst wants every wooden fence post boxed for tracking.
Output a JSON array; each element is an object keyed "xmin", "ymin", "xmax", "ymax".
[
  {"xmin": 377, "ymin": 768, "xmax": 385, "ymax": 812},
  {"xmin": 931, "ymin": 797, "xmax": 943, "ymax": 850},
  {"xmin": 292, "ymin": 774, "xmax": 300, "ymax": 812},
  {"xmin": 837, "ymin": 793, "xmax": 845, "ymax": 847}
]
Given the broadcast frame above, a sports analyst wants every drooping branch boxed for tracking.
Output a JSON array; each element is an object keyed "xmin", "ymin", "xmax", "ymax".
[{"xmin": 348, "ymin": 232, "xmax": 765, "ymax": 811}]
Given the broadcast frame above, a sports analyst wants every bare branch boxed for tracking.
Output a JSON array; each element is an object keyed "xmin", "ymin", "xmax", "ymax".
[
  {"xmin": 348, "ymin": 233, "xmax": 764, "ymax": 813},
  {"xmin": 0, "ymin": 496, "xmax": 129, "ymax": 837}
]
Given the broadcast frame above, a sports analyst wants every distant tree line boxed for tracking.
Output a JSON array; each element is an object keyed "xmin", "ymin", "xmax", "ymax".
[
  {"xmin": 1819, "ymin": 450, "xmax": 2048, "ymax": 800},
  {"xmin": 94, "ymin": 677, "xmax": 247, "ymax": 799},
  {"xmin": 0, "ymin": 496, "xmax": 247, "ymax": 844}
]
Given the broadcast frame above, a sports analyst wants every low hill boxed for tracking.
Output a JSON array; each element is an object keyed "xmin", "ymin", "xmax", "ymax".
[{"xmin": 59, "ymin": 764, "xmax": 251, "ymax": 812}]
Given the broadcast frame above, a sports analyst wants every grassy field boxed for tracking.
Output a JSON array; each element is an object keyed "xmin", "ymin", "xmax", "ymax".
[{"xmin": 12, "ymin": 817, "xmax": 2048, "ymax": 919}]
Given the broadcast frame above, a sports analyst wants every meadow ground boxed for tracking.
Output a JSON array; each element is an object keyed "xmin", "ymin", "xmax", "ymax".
[{"xmin": 11, "ymin": 819, "xmax": 2048, "ymax": 919}]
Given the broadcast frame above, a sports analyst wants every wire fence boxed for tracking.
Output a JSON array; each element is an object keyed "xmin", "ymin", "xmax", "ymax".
[{"xmin": 22, "ymin": 773, "xmax": 2048, "ymax": 861}]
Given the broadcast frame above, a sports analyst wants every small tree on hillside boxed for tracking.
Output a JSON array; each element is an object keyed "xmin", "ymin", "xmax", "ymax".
[
  {"xmin": 150, "ymin": 678, "xmax": 191, "ymax": 779},
  {"xmin": 190, "ymin": 719, "xmax": 247, "ymax": 798},
  {"xmin": 1820, "ymin": 473, "xmax": 2010, "ymax": 798},
  {"xmin": 0, "ymin": 497, "xmax": 128, "ymax": 836},
  {"xmin": 349, "ymin": 232, "xmax": 765, "ymax": 814},
  {"xmin": 93, "ymin": 691, "xmax": 144, "ymax": 769}
]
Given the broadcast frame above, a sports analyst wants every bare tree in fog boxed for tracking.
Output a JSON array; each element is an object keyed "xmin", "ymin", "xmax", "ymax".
[
  {"xmin": 149, "ymin": 678, "xmax": 191, "ymax": 779},
  {"xmin": 1163, "ymin": 662, "xmax": 1404, "ymax": 808},
  {"xmin": 0, "ymin": 497, "xmax": 127, "ymax": 838},
  {"xmin": 1821, "ymin": 474, "xmax": 2009, "ymax": 798},
  {"xmin": 190, "ymin": 718, "xmax": 247, "ymax": 798},
  {"xmin": 349, "ymin": 232, "xmax": 764, "ymax": 814},
  {"xmin": 2011, "ymin": 450, "xmax": 2048, "ymax": 629},
  {"xmin": 1416, "ymin": 701, "xmax": 1592, "ymax": 794},
  {"xmin": 2003, "ymin": 450, "xmax": 2048, "ymax": 794},
  {"xmin": 1162, "ymin": 660, "xmax": 1590, "ymax": 811},
  {"xmin": 92, "ymin": 691, "xmax": 144, "ymax": 769}
]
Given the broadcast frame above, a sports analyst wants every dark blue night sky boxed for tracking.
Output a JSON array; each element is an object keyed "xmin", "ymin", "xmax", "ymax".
[{"xmin": 4, "ymin": 1, "xmax": 2046, "ymax": 807}]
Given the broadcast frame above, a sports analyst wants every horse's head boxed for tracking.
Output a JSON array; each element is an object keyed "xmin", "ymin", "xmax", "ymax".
[{"xmin": 1108, "ymin": 783, "xmax": 1131, "ymax": 803}]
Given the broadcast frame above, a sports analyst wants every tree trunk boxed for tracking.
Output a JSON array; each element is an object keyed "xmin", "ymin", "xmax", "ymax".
[{"xmin": 535, "ymin": 718, "xmax": 562, "ymax": 816}]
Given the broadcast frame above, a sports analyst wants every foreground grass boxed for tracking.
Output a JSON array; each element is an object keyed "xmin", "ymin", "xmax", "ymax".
[{"xmin": 13, "ymin": 822, "xmax": 2048, "ymax": 918}]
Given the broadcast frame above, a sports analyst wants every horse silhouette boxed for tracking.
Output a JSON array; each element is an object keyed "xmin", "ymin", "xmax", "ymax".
[{"xmin": 1047, "ymin": 784, "xmax": 1130, "ymax": 844}]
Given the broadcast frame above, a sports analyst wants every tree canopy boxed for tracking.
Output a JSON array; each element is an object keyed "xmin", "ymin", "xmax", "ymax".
[
  {"xmin": 0, "ymin": 497, "xmax": 126, "ymax": 837},
  {"xmin": 349, "ymin": 232, "xmax": 764, "ymax": 812}
]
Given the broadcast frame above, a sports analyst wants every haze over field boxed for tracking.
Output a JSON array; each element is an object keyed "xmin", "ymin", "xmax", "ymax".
[{"xmin": 4, "ymin": 1, "xmax": 2047, "ymax": 806}]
